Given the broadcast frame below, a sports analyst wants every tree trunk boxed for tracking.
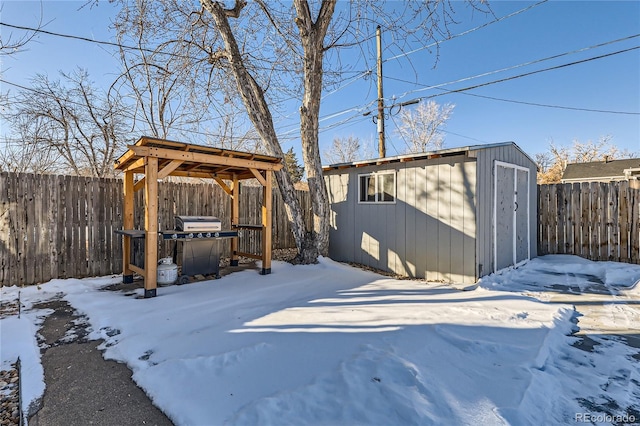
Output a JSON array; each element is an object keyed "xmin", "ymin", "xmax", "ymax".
[
  {"xmin": 202, "ymin": 0, "xmax": 315, "ymax": 261},
  {"xmin": 293, "ymin": 0, "xmax": 337, "ymax": 258}
]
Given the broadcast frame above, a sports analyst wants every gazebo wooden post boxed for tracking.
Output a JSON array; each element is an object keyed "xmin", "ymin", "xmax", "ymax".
[
  {"xmin": 144, "ymin": 156, "xmax": 159, "ymax": 297},
  {"xmin": 230, "ymin": 174, "xmax": 240, "ymax": 267},
  {"xmin": 260, "ymin": 170, "xmax": 272, "ymax": 275},
  {"xmin": 122, "ymin": 171, "xmax": 135, "ymax": 284}
]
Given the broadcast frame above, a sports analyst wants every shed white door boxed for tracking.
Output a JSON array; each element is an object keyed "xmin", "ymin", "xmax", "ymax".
[{"xmin": 494, "ymin": 161, "xmax": 530, "ymax": 272}]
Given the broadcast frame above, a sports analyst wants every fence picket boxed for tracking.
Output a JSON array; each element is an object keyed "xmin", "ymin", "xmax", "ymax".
[
  {"xmin": 33, "ymin": 174, "xmax": 46, "ymax": 284},
  {"xmin": 619, "ymin": 181, "xmax": 630, "ymax": 263},
  {"xmin": 556, "ymin": 186, "xmax": 567, "ymax": 254},
  {"xmin": 0, "ymin": 172, "xmax": 11, "ymax": 286},
  {"xmin": 580, "ymin": 183, "xmax": 591, "ymax": 258},
  {"xmin": 548, "ymin": 185, "xmax": 557, "ymax": 253},
  {"xmin": 630, "ymin": 187, "xmax": 640, "ymax": 263},
  {"xmin": 571, "ymin": 183, "xmax": 581, "ymax": 256},
  {"xmin": 537, "ymin": 184, "xmax": 548, "ymax": 255},
  {"xmin": 16, "ymin": 173, "xmax": 30, "ymax": 284}
]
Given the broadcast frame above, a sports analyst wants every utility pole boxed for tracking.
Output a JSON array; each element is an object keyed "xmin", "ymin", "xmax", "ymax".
[{"xmin": 376, "ymin": 25, "xmax": 385, "ymax": 158}]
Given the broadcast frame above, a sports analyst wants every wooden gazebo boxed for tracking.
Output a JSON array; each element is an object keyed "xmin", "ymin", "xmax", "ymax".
[{"xmin": 114, "ymin": 136, "xmax": 283, "ymax": 298}]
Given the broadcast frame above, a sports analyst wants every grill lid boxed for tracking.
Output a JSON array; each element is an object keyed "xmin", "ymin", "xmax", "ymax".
[{"xmin": 175, "ymin": 216, "xmax": 221, "ymax": 231}]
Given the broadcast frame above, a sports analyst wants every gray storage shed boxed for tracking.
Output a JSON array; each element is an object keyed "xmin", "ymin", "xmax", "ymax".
[{"xmin": 323, "ymin": 142, "xmax": 537, "ymax": 284}]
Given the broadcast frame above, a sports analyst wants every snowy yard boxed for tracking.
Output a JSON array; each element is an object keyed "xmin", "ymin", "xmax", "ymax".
[{"xmin": 2, "ymin": 255, "xmax": 639, "ymax": 425}]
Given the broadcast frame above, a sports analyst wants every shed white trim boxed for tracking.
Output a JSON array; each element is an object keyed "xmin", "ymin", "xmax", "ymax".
[
  {"xmin": 493, "ymin": 161, "xmax": 531, "ymax": 273},
  {"xmin": 357, "ymin": 171, "xmax": 397, "ymax": 204}
]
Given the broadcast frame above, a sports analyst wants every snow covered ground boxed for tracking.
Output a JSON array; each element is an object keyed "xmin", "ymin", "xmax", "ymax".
[{"xmin": 2, "ymin": 255, "xmax": 639, "ymax": 425}]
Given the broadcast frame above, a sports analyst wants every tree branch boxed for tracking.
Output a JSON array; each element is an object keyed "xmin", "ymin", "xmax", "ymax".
[{"xmin": 223, "ymin": 0, "xmax": 247, "ymax": 18}]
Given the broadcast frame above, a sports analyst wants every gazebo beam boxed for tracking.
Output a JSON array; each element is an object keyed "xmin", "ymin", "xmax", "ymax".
[
  {"xmin": 121, "ymin": 157, "xmax": 146, "ymax": 173},
  {"xmin": 129, "ymin": 145, "xmax": 283, "ymax": 172},
  {"xmin": 214, "ymin": 177, "xmax": 233, "ymax": 195},
  {"xmin": 158, "ymin": 159, "xmax": 184, "ymax": 179},
  {"xmin": 249, "ymin": 168, "xmax": 267, "ymax": 187},
  {"xmin": 134, "ymin": 177, "xmax": 146, "ymax": 192}
]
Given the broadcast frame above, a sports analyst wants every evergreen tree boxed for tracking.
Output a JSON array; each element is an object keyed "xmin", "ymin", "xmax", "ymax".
[{"xmin": 284, "ymin": 147, "xmax": 304, "ymax": 184}]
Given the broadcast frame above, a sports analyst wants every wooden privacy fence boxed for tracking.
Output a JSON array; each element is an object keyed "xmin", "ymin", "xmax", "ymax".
[
  {"xmin": 0, "ymin": 172, "xmax": 311, "ymax": 287},
  {"xmin": 538, "ymin": 181, "xmax": 640, "ymax": 263}
]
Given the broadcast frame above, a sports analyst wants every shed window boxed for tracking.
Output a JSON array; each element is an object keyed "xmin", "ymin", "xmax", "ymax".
[{"xmin": 358, "ymin": 172, "xmax": 396, "ymax": 203}]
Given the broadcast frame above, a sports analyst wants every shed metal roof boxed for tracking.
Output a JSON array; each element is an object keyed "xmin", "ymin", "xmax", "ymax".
[{"xmin": 322, "ymin": 141, "xmax": 534, "ymax": 171}]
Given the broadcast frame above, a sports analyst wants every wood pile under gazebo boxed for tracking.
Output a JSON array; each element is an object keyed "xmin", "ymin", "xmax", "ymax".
[{"xmin": 114, "ymin": 136, "xmax": 283, "ymax": 298}]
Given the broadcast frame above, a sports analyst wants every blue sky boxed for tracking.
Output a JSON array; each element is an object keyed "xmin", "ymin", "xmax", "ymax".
[{"xmin": 1, "ymin": 1, "xmax": 639, "ymax": 163}]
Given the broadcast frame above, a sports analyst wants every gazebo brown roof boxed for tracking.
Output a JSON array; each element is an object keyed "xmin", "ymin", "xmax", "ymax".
[
  {"xmin": 115, "ymin": 137, "xmax": 283, "ymax": 181},
  {"xmin": 114, "ymin": 136, "xmax": 283, "ymax": 298}
]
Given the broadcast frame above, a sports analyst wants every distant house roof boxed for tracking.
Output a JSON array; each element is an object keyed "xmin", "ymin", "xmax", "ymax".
[{"xmin": 561, "ymin": 158, "xmax": 640, "ymax": 182}]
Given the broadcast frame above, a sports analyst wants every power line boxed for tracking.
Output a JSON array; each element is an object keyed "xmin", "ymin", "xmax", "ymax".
[
  {"xmin": 384, "ymin": 74, "xmax": 640, "ymax": 116},
  {"xmin": 0, "ymin": 78, "xmax": 261, "ymax": 143},
  {"xmin": 0, "ymin": 0, "xmax": 547, "ymax": 110},
  {"xmin": 440, "ymin": 90, "xmax": 640, "ymax": 116},
  {"xmin": 0, "ymin": 1, "xmax": 559, "ymax": 138},
  {"xmin": 383, "ymin": 33, "xmax": 640, "ymax": 104},
  {"xmin": 422, "ymin": 46, "xmax": 640, "ymax": 104},
  {"xmin": 282, "ymin": 44, "xmax": 640, "ymax": 139},
  {"xmin": 0, "ymin": 74, "xmax": 368, "ymax": 145},
  {"xmin": 384, "ymin": 0, "xmax": 549, "ymax": 64},
  {"xmin": 0, "ymin": 21, "xmax": 365, "ymax": 75},
  {"xmin": 4, "ymin": 19, "xmax": 638, "ymax": 147},
  {"xmin": 322, "ymin": 1, "xmax": 549, "ymax": 104},
  {"xmin": 0, "ymin": 21, "xmax": 159, "ymax": 54},
  {"xmin": 375, "ymin": 43, "xmax": 640, "ymax": 116}
]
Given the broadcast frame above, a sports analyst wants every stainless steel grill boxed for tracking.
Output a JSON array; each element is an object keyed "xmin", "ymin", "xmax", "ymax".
[
  {"xmin": 174, "ymin": 216, "xmax": 222, "ymax": 282},
  {"xmin": 116, "ymin": 215, "xmax": 238, "ymax": 285}
]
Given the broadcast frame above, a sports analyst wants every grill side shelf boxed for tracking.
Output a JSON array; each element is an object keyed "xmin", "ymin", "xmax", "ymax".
[{"xmin": 115, "ymin": 229, "xmax": 239, "ymax": 240}]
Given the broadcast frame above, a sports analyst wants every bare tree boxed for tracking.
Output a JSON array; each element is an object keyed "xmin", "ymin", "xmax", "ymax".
[
  {"xmin": 536, "ymin": 136, "xmax": 637, "ymax": 184},
  {"xmin": 0, "ymin": 113, "xmax": 61, "ymax": 174},
  {"xmin": 394, "ymin": 100, "xmax": 454, "ymax": 153},
  {"xmin": 207, "ymin": 107, "xmax": 261, "ymax": 151},
  {"xmin": 112, "ymin": 0, "xmax": 490, "ymax": 263},
  {"xmin": 323, "ymin": 135, "xmax": 361, "ymax": 164},
  {"xmin": 4, "ymin": 69, "xmax": 128, "ymax": 177},
  {"xmin": 571, "ymin": 135, "xmax": 632, "ymax": 163},
  {"xmin": 113, "ymin": 19, "xmax": 207, "ymax": 142},
  {"xmin": 111, "ymin": 1, "xmax": 267, "ymax": 152}
]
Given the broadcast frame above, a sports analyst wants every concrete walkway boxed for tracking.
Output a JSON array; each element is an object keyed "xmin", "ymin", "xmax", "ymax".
[
  {"xmin": 513, "ymin": 267, "xmax": 640, "ymax": 421},
  {"xmin": 537, "ymin": 271, "xmax": 640, "ymax": 353},
  {"xmin": 28, "ymin": 299, "xmax": 173, "ymax": 426}
]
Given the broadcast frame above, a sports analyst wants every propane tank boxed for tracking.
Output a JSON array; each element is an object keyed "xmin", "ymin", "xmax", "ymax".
[{"xmin": 157, "ymin": 257, "xmax": 178, "ymax": 286}]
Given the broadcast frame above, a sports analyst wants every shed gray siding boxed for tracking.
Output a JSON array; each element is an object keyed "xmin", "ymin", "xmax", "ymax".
[
  {"xmin": 325, "ymin": 142, "xmax": 536, "ymax": 284},
  {"xmin": 473, "ymin": 144, "xmax": 537, "ymax": 277},
  {"xmin": 325, "ymin": 154, "xmax": 477, "ymax": 284}
]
